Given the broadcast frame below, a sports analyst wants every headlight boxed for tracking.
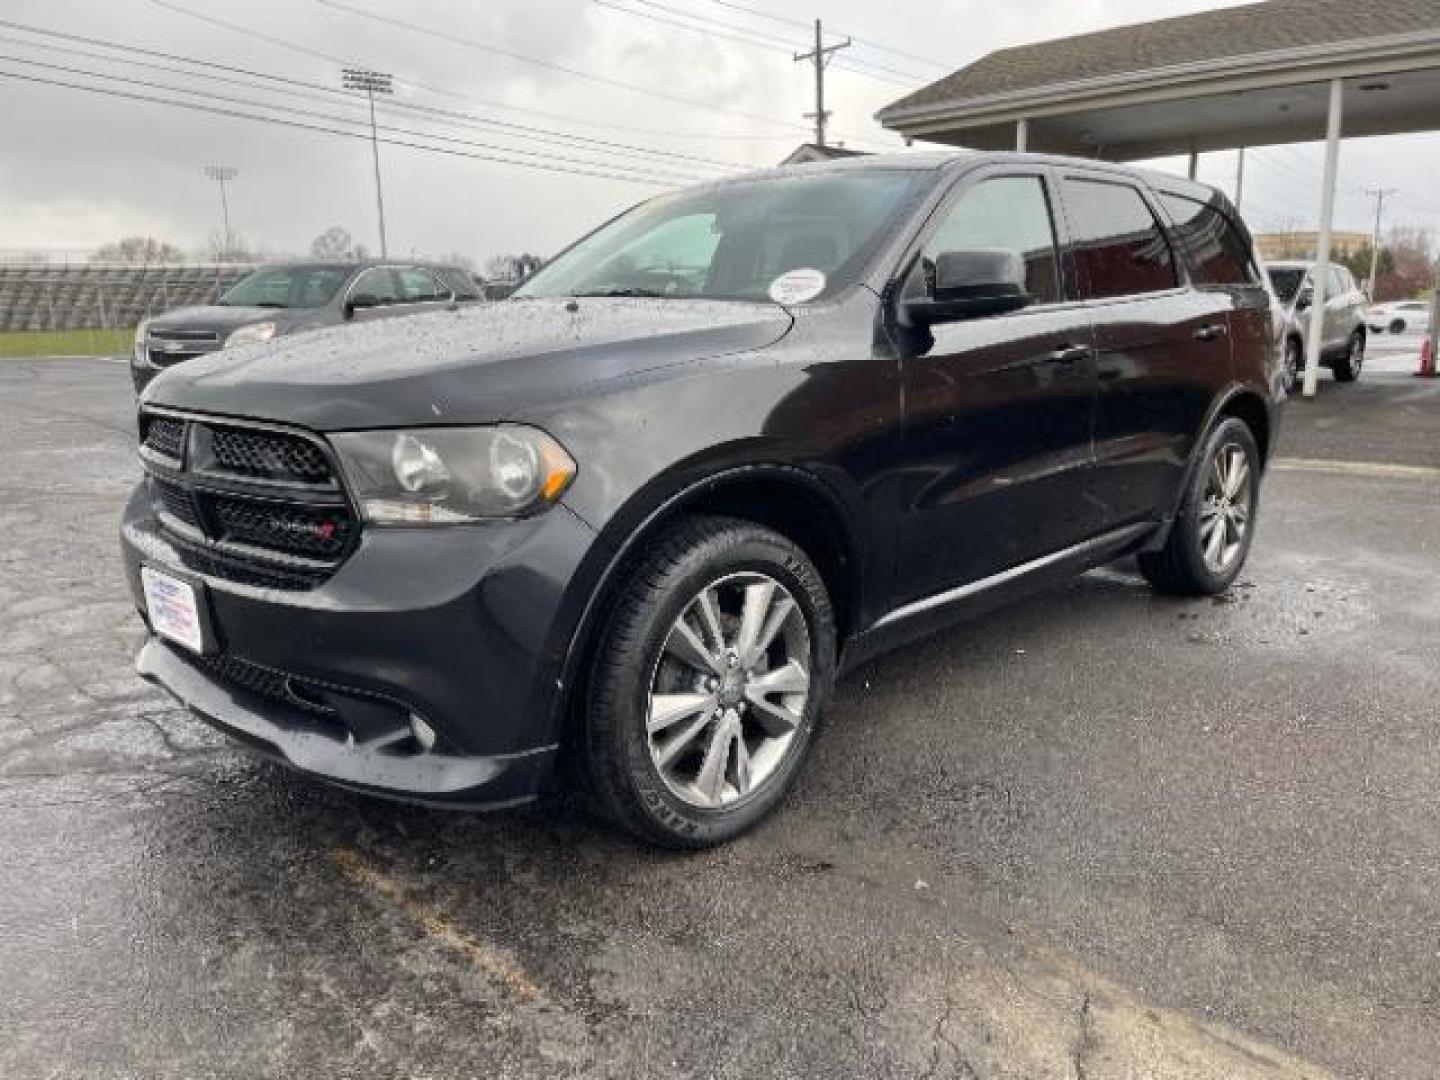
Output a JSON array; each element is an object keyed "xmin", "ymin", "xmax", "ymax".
[
  {"xmin": 328, "ymin": 426, "xmax": 576, "ymax": 524},
  {"xmin": 223, "ymin": 321, "xmax": 278, "ymax": 348}
]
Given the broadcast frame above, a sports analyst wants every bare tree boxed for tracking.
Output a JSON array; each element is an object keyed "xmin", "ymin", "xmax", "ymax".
[
  {"xmin": 309, "ymin": 226, "xmax": 369, "ymax": 262},
  {"xmin": 483, "ymin": 253, "xmax": 546, "ymax": 282},
  {"xmin": 91, "ymin": 236, "xmax": 185, "ymax": 265},
  {"xmin": 206, "ymin": 230, "xmax": 255, "ymax": 263}
]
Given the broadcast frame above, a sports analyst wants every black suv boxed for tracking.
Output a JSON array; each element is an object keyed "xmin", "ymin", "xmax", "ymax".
[
  {"xmin": 131, "ymin": 261, "xmax": 480, "ymax": 392},
  {"xmin": 122, "ymin": 154, "xmax": 1279, "ymax": 847}
]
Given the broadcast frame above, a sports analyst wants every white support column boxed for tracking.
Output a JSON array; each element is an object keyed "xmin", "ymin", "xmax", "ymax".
[
  {"xmin": 1235, "ymin": 147, "xmax": 1246, "ymax": 209},
  {"xmin": 1303, "ymin": 78, "xmax": 1345, "ymax": 399},
  {"xmin": 1016, "ymin": 117, "xmax": 1029, "ymax": 152},
  {"xmin": 1187, "ymin": 149, "xmax": 1199, "ymax": 180}
]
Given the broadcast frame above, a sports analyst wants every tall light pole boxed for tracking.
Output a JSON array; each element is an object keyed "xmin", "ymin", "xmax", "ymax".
[
  {"xmin": 342, "ymin": 68, "xmax": 393, "ymax": 257},
  {"xmin": 1363, "ymin": 186, "xmax": 1398, "ymax": 299},
  {"xmin": 793, "ymin": 20, "xmax": 851, "ymax": 148},
  {"xmin": 203, "ymin": 164, "xmax": 237, "ymax": 258}
]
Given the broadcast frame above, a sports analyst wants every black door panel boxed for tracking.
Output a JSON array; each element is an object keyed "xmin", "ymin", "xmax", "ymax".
[
  {"xmin": 1088, "ymin": 290, "xmax": 1233, "ymax": 525},
  {"xmin": 898, "ymin": 309, "xmax": 1097, "ymax": 601}
]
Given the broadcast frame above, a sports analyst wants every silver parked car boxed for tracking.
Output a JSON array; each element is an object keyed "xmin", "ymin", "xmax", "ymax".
[{"xmin": 1264, "ymin": 260, "xmax": 1368, "ymax": 391}]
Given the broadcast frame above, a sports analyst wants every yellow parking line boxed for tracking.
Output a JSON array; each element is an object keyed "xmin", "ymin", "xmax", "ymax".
[
  {"xmin": 331, "ymin": 846, "xmax": 542, "ymax": 1002},
  {"xmin": 1272, "ymin": 457, "xmax": 1440, "ymax": 481}
]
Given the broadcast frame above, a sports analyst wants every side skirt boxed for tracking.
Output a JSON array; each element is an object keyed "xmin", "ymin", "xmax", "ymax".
[{"xmin": 839, "ymin": 522, "xmax": 1157, "ymax": 673}]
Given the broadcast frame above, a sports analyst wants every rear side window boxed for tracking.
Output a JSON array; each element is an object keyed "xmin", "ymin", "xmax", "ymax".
[
  {"xmin": 396, "ymin": 267, "xmax": 449, "ymax": 302},
  {"xmin": 1062, "ymin": 178, "xmax": 1178, "ymax": 299},
  {"xmin": 1159, "ymin": 193, "xmax": 1260, "ymax": 287},
  {"xmin": 919, "ymin": 175, "xmax": 1062, "ymax": 305},
  {"xmin": 350, "ymin": 267, "xmax": 401, "ymax": 304}
]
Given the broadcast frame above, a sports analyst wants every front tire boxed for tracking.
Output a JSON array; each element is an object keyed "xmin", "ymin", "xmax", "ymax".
[
  {"xmin": 581, "ymin": 515, "xmax": 836, "ymax": 848},
  {"xmin": 1333, "ymin": 330, "xmax": 1365, "ymax": 382},
  {"xmin": 1139, "ymin": 418, "xmax": 1260, "ymax": 596},
  {"xmin": 1281, "ymin": 338, "xmax": 1302, "ymax": 394}
]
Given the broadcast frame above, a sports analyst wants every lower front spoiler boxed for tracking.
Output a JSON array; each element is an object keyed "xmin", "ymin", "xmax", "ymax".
[{"xmin": 137, "ymin": 638, "xmax": 556, "ymax": 808}]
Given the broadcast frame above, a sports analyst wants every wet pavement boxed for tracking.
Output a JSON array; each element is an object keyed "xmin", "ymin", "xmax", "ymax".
[{"xmin": 1, "ymin": 359, "xmax": 1437, "ymax": 1079}]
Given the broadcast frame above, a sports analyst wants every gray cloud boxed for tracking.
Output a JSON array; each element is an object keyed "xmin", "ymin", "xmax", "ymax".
[{"xmin": 1, "ymin": 0, "xmax": 1436, "ymax": 264}]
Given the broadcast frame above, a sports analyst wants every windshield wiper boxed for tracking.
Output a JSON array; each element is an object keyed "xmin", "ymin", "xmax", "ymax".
[
  {"xmin": 251, "ymin": 301, "xmax": 289, "ymax": 308},
  {"xmin": 572, "ymin": 287, "xmax": 672, "ymax": 299}
]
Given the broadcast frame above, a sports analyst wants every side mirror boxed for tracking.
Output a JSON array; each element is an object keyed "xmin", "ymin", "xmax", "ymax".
[
  {"xmin": 1294, "ymin": 289, "xmax": 1313, "ymax": 312},
  {"xmin": 902, "ymin": 249, "xmax": 1032, "ymax": 327},
  {"xmin": 483, "ymin": 283, "xmax": 517, "ymax": 301},
  {"xmin": 344, "ymin": 292, "xmax": 381, "ymax": 317}
]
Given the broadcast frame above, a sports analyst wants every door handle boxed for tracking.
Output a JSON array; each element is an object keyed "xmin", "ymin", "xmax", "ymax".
[
  {"xmin": 1194, "ymin": 324, "xmax": 1228, "ymax": 342},
  {"xmin": 1048, "ymin": 344, "xmax": 1092, "ymax": 365}
]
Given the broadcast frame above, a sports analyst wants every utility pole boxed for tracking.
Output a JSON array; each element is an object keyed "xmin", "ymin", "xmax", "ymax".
[
  {"xmin": 342, "ymin": 68, "xmax": 394, "ymax": 257},
  {"xmin": 203, "ymin": 165, "xmax": 237, "ymax": 259},
  {"xmin": 793, "ymin": 19, "xmax": 851, "ymax": 148},
  {"xmin": 1364, "ymin": 186, "xmax": 1398, "ymax": 298}
]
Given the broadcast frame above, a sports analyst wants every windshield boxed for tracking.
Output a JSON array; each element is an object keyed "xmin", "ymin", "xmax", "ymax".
[
  {"xmin": 219, "ymin": 265, "xmax": 350, "ymax": 309},
  {"xmin": 1266, "ymin": 266, "xmax": 1307, "ymax": 303},
  {"xmin": 516, "ymin": 170, "xmax": 932, "ymax": 304}
]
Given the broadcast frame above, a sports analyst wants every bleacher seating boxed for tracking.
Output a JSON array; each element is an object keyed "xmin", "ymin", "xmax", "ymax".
[{"xmin": 0, "ymin": 263, "xmax": 251, "ymax": 331}]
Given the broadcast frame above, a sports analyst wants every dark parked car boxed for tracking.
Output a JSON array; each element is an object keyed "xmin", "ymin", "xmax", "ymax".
[
  {"xmin": 123, "ymin": 153, "xmax": 1278, "ymax": 847},
  {"xmin": 131, "ymin": 261, "xmax": 480, "ymax": 391}
]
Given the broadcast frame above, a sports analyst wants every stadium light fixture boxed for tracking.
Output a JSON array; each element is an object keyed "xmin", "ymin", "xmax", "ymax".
[
  {"xmin": 341, "ymin": 68, "xmax": 394, "ymax": 257},
  {"xmin": 203, "ymin": 165, "xmax": 238, "ymax": 260}
]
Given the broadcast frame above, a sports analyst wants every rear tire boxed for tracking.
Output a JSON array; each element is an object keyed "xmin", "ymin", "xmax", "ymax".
[
  {"xmin": 1333, "ymin": 330, "xmax": 1365, "ymax": 382},
  {"xmin": 581, "ymin": 515, "xmax": 835, "ymax": 848},
  {"xmin": 1139, "ymin": 418, "xmax": 1260, "ymax": 597}
]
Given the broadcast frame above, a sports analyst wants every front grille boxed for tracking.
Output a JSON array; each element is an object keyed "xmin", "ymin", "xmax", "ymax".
[
  {"xmin": 142, "ymin": 416, "xmax": 186, "ymax": 464},
  {"xmin": 139, "ymin": 410, "xmax": 356, "ymax": 588},
  {"xmin": 210, "ymin": 495, "xmax": 352, "ymax": 559},
  {"xmin": 153, "ymin": 478, "xmax": 201, "ymax": 530},
  {"xmin": 207, "ymin": 427, "xmax": 334, "ymax": 485},
  {"xmin": 150, "ymin": 328, "xmax": 219, "ymax": 343}
]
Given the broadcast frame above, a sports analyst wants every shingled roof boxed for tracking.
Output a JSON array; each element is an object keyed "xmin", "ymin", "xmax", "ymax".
[{"xmin": 879, "ymin": 0, "xmax": 1440, "ymax": 119}]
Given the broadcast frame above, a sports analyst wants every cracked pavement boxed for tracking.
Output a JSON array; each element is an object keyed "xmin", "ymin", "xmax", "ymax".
[{"xmin": 1, "ymin": 359, "xmax": 1437, "ymax": 1078}]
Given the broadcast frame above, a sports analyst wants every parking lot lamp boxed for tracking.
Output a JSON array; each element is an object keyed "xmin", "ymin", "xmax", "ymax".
[
  {"xmin": 341, "ymin": 68, "xmax": 393, "ymax": 257},
  {"xmin": 203, "ymin": 165, "xmax": 237, "ymax": 259}
]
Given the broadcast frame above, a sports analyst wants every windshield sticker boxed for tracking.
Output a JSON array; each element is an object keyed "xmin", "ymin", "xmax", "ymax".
[{"xmin": 768, "ymin": 267, "xmax": 827, "ymax": 306}]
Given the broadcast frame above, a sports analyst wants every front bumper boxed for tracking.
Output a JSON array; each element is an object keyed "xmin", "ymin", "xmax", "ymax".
[
  {"xmin": 138, "ymin": 639, "xmax": 553, "ymax": 805},
  {"xmin": 121, "ymin": 483, "xmax": 599, "ymax": 805}
]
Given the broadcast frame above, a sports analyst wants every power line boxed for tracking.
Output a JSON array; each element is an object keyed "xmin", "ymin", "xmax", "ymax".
[
  {"xmin": 708, "ymin": 0, "xmax": 952, "ymax": 71},
  {"xmin": 142, "ymin": 0, "xmax": 788, "ymax": 144},
  {"xmin": 313, "ymin": 0, "xmax": 813, "ymax": 132},
  {"xmin": 0, "ymin": 64, "xmax": 707, "ymax": 187},
  {"xmin": 0, "ymin": 16, "xmax": 745, "ymax": 171},
  {"xmin": 0, "ymin": 51, "xmax": 716, "ymax": 183},
  {"xmin": 592, "ymin": 0, "xmax": 925, "ymax": 85}
]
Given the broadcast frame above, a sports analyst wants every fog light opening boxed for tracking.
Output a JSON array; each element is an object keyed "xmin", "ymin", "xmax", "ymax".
[{"xmin": 410, "ymin": 712, "xmax": 437, "ymax": 753}]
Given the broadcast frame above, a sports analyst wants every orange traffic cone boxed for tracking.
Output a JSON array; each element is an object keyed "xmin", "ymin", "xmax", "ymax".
[{"xmin": 1419, "ymin": 337, "xmax": 1437, "ymax": 378}]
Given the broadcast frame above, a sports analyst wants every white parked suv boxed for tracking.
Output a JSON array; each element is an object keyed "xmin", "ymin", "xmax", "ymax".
[
  {"xmin": 1368, "ymin": 299, "xmax": 1432, "ymax": 336},
  {"xmin": 1265, "ymin": 260, "xmax": 1369, "ymax": 391}
]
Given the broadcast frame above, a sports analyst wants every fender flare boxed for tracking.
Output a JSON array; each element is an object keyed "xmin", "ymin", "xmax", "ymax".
[
  {"xmin": 545, "ymin": 462, "xmax": 867, "ymax": 737},
  {"xmin": 1142, "ymin": 383, "xmax": 1273, "ymax": 552}
]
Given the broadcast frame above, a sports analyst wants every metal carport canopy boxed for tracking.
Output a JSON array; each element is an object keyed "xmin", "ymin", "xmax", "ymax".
[{"xmin": 876, "ymin": 0, "xmax": 1440, "ymax": 397}]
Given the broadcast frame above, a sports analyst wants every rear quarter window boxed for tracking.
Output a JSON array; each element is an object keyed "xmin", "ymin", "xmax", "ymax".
[{"xmin": 1158, "ymin": 193, "xmax": 1261, "ymax": 287}]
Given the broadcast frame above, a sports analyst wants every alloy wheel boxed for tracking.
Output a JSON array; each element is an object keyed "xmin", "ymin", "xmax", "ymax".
[
  {"xmin": 1199, "ymin": 444, "xmax": 1253, "ymax": 574},
  {"xmin": 1349, "ymin": 334, "xmax": 1365, "ymax": 374},
  {"xmin": 646, "ymin": 572, "xmax": 811, "ymax": 809}
]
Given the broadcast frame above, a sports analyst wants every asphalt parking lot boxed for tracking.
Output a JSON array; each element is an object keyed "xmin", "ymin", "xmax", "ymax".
[{"xmin": 2, "ymin": 355, "xmax": 1437, "ymax": 1079}]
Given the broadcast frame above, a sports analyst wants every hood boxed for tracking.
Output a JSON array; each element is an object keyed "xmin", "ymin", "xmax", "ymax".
[
  {"xmin": 143, "ymin": 297, "xmax": 793, "ymax": 430},
  {"xmin": 147, "ymin": 304, "xmax": 313, "ymax": 335}
]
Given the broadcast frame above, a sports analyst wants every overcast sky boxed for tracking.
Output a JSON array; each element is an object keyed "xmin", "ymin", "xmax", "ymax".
[{"xmin": 3, "ymin": 0, "xmax": 1440, "ymax": 264}]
